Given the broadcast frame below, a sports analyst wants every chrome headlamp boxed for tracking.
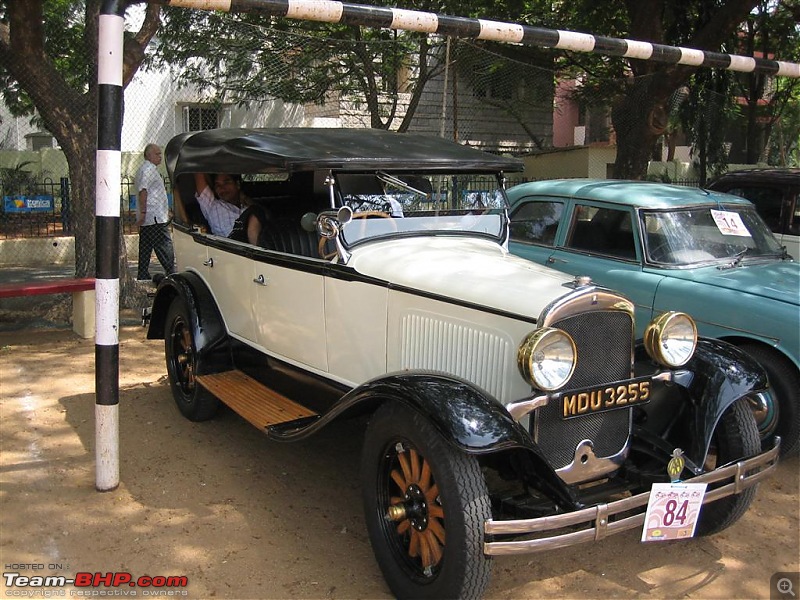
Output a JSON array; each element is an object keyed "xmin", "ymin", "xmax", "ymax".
[
  {"xmin": 644, "ymin": 311, "xmax": 697, "ymax": 367},
  {"xmin": 517, "ymin": 327, "xmax": 577, "ymax": 391}
]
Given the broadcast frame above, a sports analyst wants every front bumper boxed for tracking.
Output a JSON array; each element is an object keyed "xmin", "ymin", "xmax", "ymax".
[{"xmin": 483, "ymin": 438, "xmax": 780, "ymax": 555}]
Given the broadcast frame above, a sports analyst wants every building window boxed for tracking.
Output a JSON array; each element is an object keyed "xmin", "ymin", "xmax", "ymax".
[
  {"xmin": 182, "ymin": 105, "xmax": 220, "ymax": 132},
  {"xmin": 471, "ymin": 67, "xmax": 514, "ymax": 101},
  {"xmin": 25, "ymin": 132, "xmax": 55, "ymax": 151}
]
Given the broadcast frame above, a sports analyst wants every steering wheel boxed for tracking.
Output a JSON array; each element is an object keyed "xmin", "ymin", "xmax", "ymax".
[
  {"xmin": 647, "ymin": 241, "xmax": 672, "ymax": 263},
  {"xmin": 317, "ymin": 210, "xmax": 394, "ymax": 259}
]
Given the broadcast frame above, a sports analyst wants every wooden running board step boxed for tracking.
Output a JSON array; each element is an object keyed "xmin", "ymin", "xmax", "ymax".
[{"xmin": 196, "ymin": 370, "xmax": 317, "ymax": 430}]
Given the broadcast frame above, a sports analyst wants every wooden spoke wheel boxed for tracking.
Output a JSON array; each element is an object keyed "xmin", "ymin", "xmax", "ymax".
[
  {"xmin": 361, "ymin": 401, "xmax": 491, "ymax": 599},
  {"xmin": 353, "ymin": 210, "xmax": 393, "ymax": 219},
  {"xmin": 318, "ymin": 236, "xmax": 338, "ymax": 260},
  {"xmin": 387, "ymin": 444, "xmax": 446, "ymax": 571}
]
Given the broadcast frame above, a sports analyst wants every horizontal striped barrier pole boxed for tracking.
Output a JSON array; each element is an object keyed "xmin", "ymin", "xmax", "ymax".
[{"xmin": 155, "ymin": 0, "xmax": 800, "ymax": 78}]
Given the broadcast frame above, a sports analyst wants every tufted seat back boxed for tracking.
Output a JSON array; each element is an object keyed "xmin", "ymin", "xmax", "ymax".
[{"xmin": 259, "ymin": 219, "xmax": 320, "ymax": 258}]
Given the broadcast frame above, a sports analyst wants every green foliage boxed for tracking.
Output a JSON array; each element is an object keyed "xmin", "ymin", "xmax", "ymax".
[
  {"xmin": 0, "ymin": 0, "xmax": 91, "ymax": 117},
  {"xmin": 766, "ymin": 85, "xmax": 800, "ymax": 166},
  {"xmin": 152, "ymin": 4, "xmax": 444, "ymax": 122},
  {"xmin": 680, "ymin": 69, "xmax": 739, "ymax": 182},
  {"xmin": 0, "ymin": 161, "xmax": 39, "ymax": 196},
  {"xmin": 150, "ymin": 0, "xmax": 552, "ymax": 130},
  {"xmin": 732, "ymin": 0, "xmax": 800, "ymax": 164}
]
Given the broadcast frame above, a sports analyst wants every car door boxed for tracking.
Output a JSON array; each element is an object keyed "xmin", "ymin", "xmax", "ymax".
[
  {"xmin": 200, "ymin": 236, "xmax": 259, "ymax": 341},
  {"xmin": 546, "ymin": 201, "xmax": 664, "ymax": 332},
  {"xmin": 252, "ymin": 252, "xmax": 328, "ymax": 372}
]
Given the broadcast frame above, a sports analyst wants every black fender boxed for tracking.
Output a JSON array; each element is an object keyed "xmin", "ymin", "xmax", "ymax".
[
  {"xmin": 270, "ymin": 370, "xmax": 580, "ymax": 510},
  {"xmin": 638, "ymin": 338, "xmax": 768, "ymax": 471},
  {"xmin": 146, "ymin": 272, "xmax": 233, "ymax": 375}
]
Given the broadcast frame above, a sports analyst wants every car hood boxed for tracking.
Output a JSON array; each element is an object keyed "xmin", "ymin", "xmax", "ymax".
[
  {"xmin": 651, "ymin": 260, "xmax": 800, "ymax": 305},
  {"xmin": 347, "ymin": 236, "xmax": 575, "ymax": 320}
]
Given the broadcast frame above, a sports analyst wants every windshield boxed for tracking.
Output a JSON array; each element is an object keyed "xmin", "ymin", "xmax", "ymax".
[
  {"xmin": 642, "ymin": 205, "xmax": 784, "ymax": 266},
  {"xmin": 336, "ymin": 172, "xmax": 509, "ymax": 246}
]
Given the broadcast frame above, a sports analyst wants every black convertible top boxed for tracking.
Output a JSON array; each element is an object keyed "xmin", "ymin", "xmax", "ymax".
[{"xmin": 165, "ymin": 128, "xmax": 523, "ymax": 179}]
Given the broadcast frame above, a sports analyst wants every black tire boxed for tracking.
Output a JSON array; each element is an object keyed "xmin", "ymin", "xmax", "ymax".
[
  {"xmin": 740, "ymin": 343, "xmax": 799, "ymax": 456},
  {"xmin": 696, "ymin": 398, "xmax": 760, "ymax": 536},
  {"xmin": 164, "ymin": 298, "xmax": 219, "ymax": 421},
  {"xmin": 361, "ymin": 402, "xmax": 492, "ymax": 600}
]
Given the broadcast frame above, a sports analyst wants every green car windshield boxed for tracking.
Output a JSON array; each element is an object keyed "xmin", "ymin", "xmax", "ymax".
[
  {"xmin": 642, "ymin": 205, "xmax": 785, "ymax": 266},
  {"xmin": 336, "ymin": 172, "xmax": 508, "ymax": 247}
]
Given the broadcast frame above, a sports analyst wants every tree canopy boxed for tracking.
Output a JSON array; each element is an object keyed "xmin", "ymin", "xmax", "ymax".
[
  {"xmin": 0, "ymin": 0, "xmax": 797, "ymax": 283},
  {"xmin": 0, "ymin": 0, "xmax": 161, "ymax": 283}
]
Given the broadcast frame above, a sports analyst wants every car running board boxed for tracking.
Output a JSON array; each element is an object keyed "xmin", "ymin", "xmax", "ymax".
[{"xmin": 196, "ymin": 370, "xmax": 319, "ymax": 431}]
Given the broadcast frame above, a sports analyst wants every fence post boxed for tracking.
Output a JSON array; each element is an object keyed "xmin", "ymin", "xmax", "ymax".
[{"xmin": 60, "ymin": 177, "xmax": 71, "ymax": 234}]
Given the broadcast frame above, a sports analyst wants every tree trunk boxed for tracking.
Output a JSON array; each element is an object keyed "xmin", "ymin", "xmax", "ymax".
[
  {"xmin": 61, "ymin": 137, "xmax": 97, "ymax": 278},
  {"xmin": 610, "ymin": 79, "xmax": 667, "ymax": 180},
  {"xmin": 744, "ymin": 98, "xmax": 764, "ymax": 164}
]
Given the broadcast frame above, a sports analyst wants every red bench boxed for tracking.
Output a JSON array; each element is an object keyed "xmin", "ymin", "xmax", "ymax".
[{"xmin": 0, "ymin": 277, "xmax": 96, "ymax": 338}]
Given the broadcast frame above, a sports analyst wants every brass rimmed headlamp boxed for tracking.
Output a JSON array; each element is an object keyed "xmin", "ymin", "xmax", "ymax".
[
  {"xmin": 644, "ymin": 311, "xmax": 697, "ymax": 367},
  {"xmin": 517, "ymin": 328, "xmax": 577, "ymax": 391}
]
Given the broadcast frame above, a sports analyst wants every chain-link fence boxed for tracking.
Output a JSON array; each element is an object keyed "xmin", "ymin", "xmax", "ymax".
[{"xmin": 1, "ymin": 13, "xmax": 797, "ymax": 276}]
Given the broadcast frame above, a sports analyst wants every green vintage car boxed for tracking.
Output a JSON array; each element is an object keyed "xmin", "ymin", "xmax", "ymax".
[{"xmin": 507, "ymin": 179, "xmax": 800, "ymax": 456}]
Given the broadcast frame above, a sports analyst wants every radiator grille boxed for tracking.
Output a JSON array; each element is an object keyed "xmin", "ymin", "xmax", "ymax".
[
  {"xmin": 400, "ymin": 313, "xmax": 510, "ymax": 400},
  {"xmin": 535, "ymin": 311, "xmax": 633, "ymax": 468}
]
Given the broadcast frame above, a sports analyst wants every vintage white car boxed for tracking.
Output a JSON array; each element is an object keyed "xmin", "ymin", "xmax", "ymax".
[{"xmin": 146, "ymin": 128, "xmax": 778, "ymax": 599}]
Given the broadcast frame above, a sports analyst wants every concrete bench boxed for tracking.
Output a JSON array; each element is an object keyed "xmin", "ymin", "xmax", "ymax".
[{"xmin": 0, "ymin": 277, "xmax": 95, "ymax": 338}]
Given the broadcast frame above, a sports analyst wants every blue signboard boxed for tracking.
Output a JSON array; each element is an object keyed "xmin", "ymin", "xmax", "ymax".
[{"xmin": 3, "ymin": 195, "xmax": 55, "ymax": 213}]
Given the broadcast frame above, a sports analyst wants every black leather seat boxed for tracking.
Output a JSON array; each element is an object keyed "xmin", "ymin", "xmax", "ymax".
[{"xmin": 259, "ymin": 219, "xmax": 320, "ymax": 257}]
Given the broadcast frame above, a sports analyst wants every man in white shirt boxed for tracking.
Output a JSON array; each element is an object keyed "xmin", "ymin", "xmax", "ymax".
[
  {"xmin": 194, "ymin": 172, "xmax": 248, "ymax": 237},
  {"xmin": 135, "ymin": 144, "xmax": 175, "ymax": 281}
]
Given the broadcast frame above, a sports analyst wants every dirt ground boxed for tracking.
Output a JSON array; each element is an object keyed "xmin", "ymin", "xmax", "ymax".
[{"xmin": 1, "ymin": 318, "xmax": 798, "ymax": 600}]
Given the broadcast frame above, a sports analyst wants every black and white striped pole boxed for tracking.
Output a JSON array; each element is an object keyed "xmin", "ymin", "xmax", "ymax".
[
  {"xmin": 95, "ymin": 0, "xmax": 125, "ymax": 492},
  {"xmin": 156, "ymin": 0, "xmax": 800, "ymax": 78}
]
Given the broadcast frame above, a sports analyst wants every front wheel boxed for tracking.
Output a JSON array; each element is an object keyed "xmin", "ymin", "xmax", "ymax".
[
  {"xmin": 164, "ymin": 298, "xmax": 219, "ymax": 421},
  {"xmin": 361, "ymin": 401, "xmax": 492, "ymax": 600},
  {"xmin": 696, "ymin": 397, "xmax": 760, "ymax": 536},
  {"xmin": 739, "ymin": 343, "xmax": 799, "ymax": 456}
]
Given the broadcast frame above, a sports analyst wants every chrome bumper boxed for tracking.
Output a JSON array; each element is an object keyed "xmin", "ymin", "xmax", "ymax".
[{"xmin": 483, "ymin": 438, "xmax": 780, "ymax": 556}]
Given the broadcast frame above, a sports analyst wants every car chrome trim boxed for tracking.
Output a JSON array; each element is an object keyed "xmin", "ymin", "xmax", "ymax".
[
  {"xmin": 505, "ymin": 371, "xmax": 678, "ymax": 422},
  {"xmin": 506, "ymin": 394, "xmax": 550, "ymax": 420},
  {"xmin": 483, "ymin": 438, "xmax": 780, "ymax": 555},
  {"xmin": 554, "ymin": 440, "xmax": 627, "ymax": 484},
  {"xmin": 539, "ymin": 286, "xmax": 635, "ymax": 328}
]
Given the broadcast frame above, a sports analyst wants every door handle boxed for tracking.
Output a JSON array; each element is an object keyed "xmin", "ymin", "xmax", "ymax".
[
  {"xmin": 203, "ymin": 257, "xmax": 214, "ymax": 267},
  {"xmin": 253, "ymin": 274, "xmax": 268, "ymax": 286}
]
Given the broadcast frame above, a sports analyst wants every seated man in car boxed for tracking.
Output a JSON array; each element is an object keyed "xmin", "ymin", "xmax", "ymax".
[{"xmin": 194, "ymin": 172, "xmax": 270, "ymax": 245}]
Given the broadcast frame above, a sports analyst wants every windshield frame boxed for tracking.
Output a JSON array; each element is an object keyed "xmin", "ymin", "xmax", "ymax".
[{"xmin": 332, "ymin": 170, "xmax": 512, "ymax": 250}]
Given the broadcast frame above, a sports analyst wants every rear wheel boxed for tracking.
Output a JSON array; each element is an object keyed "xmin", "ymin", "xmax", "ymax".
[
  {"xmin": 164, "ymin": 298, "xmax": 219, "ymax": 421},
  {"xmin": 361, "ymin": 402, "xmax": 491, "ymax": 600},
  {"xmin": 696, "ymin": 398, "xmax": 760, "ymax": 536}
]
